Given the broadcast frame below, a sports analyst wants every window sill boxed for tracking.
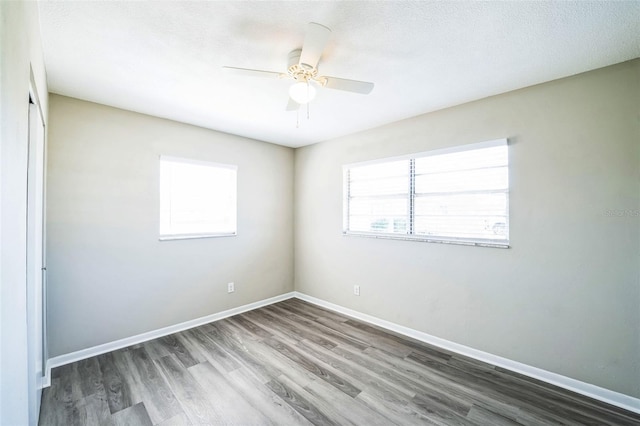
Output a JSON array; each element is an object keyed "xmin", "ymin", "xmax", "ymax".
[
  {"xmin": 159, "ymin": 232, "xmax": 237, "ymax": 241},
  {"xmin": 343, "ymin": 231, "xmax": 509, "ymax": 249}
]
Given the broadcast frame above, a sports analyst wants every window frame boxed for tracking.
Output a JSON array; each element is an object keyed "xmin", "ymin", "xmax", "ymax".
[
  {"xmin": 343, "ymin": 139, "xmax": 509, "ymax": 248},
  {"xmin": 159, "ymin": 155, "xmax": 238, "ymax": 241}
]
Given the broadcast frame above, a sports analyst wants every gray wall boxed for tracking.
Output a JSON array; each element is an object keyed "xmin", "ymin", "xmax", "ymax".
[
  {"xmin": 46, "ymin": 95, "xmax": 294, "ymax": 357},
  {"xmin": 294, "ymin": 60, "xmax": 640, "ymax": 397},
  {"xmin": 0, "ymin": 1, "xmax": 49, "ymax": 423}
]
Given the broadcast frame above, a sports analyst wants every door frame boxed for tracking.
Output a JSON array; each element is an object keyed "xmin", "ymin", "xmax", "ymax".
[{"xmin": 26, "ymin": 68, "xmax": 47, "ymax": 426}]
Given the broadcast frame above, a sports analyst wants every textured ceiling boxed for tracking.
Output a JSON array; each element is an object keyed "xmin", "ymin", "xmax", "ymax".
[{"xmin": 38, "ymin": 1, "xmax": 640, "ymax": 148}]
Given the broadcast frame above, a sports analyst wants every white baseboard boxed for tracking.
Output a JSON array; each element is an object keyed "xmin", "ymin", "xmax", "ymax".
[
  {"xmin": 293, "ymin": 291, "xmax": 640, "ymax": 415},
  {"xmin": 42, "ymin": 291, "xmax": 296, "ymax": 387}
]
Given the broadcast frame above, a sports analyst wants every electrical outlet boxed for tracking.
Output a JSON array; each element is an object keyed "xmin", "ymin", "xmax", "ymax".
[
  {"xmin": 354, "ymin": 285, "xmax": 360, "ymax": 296},
  {"xmin": 227, "ymin": 282, "xmax": 235, "ymax": 293}
]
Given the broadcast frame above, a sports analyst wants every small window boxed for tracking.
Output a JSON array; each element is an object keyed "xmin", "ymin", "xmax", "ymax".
[
  {"xmin": 160, "ymin": 156, "xmax": 237, "ymax": 240},
  {"xmin": 343, "ymin": 139, "xmax": 509, "ymax": 247}
]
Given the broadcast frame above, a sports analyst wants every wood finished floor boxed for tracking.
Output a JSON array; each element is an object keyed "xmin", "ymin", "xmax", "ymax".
[{"xmin": 39, "ymin": 298, "xmax": 640, "ymax": 426}]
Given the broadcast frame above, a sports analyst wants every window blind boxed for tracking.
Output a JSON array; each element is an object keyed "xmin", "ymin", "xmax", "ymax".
[{"xmin": 343, "ymin": 139, "xmax": 509, "ymax": 247}]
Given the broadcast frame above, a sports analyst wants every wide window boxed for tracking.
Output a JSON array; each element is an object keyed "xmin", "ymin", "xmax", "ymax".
[
  {"xmin": 160, "ymin": 156, "xmax": 237, "ymax": 240},
  {"xmin": 343, "ymin": 139, "xmax": 509, "ymax": 247}
]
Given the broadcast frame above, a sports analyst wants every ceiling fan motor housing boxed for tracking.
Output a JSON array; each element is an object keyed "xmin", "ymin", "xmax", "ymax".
[{"xmin": 288, "ymin": 49, "xmax": 318, "ymax": 83}]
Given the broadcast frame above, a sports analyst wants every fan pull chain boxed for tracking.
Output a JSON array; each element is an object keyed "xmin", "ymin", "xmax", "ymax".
[
  {"xmin": 306, "ymin": 81, "xmax": 311, "ymax": 120},
  {"xmin": 294, "ymin": 81, "xmax": 312, "ymax": 128}
]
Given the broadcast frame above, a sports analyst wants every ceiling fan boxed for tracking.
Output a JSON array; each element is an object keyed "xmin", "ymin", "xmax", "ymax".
[{"xmin": 223, "ymin": 23, "xmax": 374, "ymax": 111}]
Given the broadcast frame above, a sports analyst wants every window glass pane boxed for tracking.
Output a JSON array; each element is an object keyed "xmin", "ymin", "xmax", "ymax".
[
  {"xmin": 349, "ymin": 215, "xmax": 408, "ymax": 234},
  {"xmin": 348, "ymin": 159, "xmax": 409, "ymax": 197},
  {"xmin": 349, "ymin": 198, "xmax": 407, "ymax": 216},
  {"xmin": 348, "ymin": 196, "xmax": 408, "ymax": 233},
  {"xmin": 414, "ymin": 193, "xmax": 507, "ymax": 216},
  {"xmin": 345, "ymin": 159, "xmax": 409, "ymax": 234},
  {"xmin": 349, "ymin": 160, "xmax": 408, "ymax": 180},
  {"xmin": 349, "ymin": 176, "xmax": 409, "ymax": 197},
  {"xmin": 414, "ymin": 215, "xmax": 508, "ymax": 240},
  {"xmin": 415, "ymin": 166, "xmax": 508, "ymax": 194},
  {"xmin": 160, "ymin": 157, "xmax": 237, "ymax": 237},
  {"xmin": 412, "ymin": 143, "xmax": 508, "ymax": 242}
]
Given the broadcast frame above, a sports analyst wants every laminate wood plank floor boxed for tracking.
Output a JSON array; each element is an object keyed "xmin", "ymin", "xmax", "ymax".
[{"xmin": 39, "ymin": 298, "xmax": 640, "ymax": 426}]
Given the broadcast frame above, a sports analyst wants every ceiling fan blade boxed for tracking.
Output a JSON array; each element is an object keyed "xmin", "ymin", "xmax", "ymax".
[
  {"xmin": 299, "ymin": 23, "xmax": 331, "ymax": 69},
  {"xmin": 286, "ymin": 97, "xmax": 299, "ymax": 111},
  {"xmin": 222, "ymin": 66, "xmax": 285, "ymax": 79},
  {"xmin": 322, "ymin": 76, "xmax": 374, "ymax": 94}
]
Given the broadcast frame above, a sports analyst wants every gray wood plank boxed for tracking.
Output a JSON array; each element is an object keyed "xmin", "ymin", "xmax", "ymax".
[
  {"xmin": 154, "ymin": 354, "xmax": 218, "ymax": 425},
  {"xmin": 266, "ymin": 303, "xmax": 371, "ymax": 350},
  {"xmin": 356, "ymin": 390, "xmax": 441, "ymax": 426},
  {"xmin": 228, "ymin": 314, "xmax": 274, "ymax": 340},
  {"xmin": 219, "ymin": 314, "xmax": 322, "ymax": 389},
  {"xmin": 189, "ymin": 361, "xmax": 271, "ymax": 425},
  {"xmin": 110, "ymin": 402, "xmax": 153, "ymax": 426},
  {"xmin": 173, "ymin": 331, "xmax": 208, "ymax": 365},
  {"xmin": 53, "ymin": 363, "xmax": 84, "ymax": 401},
  {"xmin": 78, "ymin": 388, "xmax": 115, "ymax": 426},
  {"xmin": 315, "ymin": 315, "xmax": 412, "ymax": 358},
  {"xmin": 304, "ymin": 372, "xmax": 397, "ymax": 426},
  {"xmin": 97, "ymin": 351, "xmax": 133, "ymax": 414},
  {"xmin": 331, "ymin": 342, "xmax": 482, "ymax": 424},
  {"xmin": 180, "ymin": 327, "xmax": 241, "ymax": 373},
  {"xmin": 271, "ymin": 300, "xmax": 320, "ymax": 322},
  {"xmin": 155, "ymin": 411, "xmax": 192, "ymax": 426},
  {"xmin": 247, "ymin": 308, "xmax": 337, "ymax": 350},
  {"xmin": 340, "ymin": 313, "xmax": 457, "ymax": 359},
  {"xmin": 405, "ymin": 350, "xmax": 588, "ymax": 425},
  {"xmin": 236, "ymin": 334, "xmax": 319, "ymax": 388},
  {"xmin": 364, "ymin": 346, "xmax": 523, "ymax": 420},
  {"xmin": 75, "ymin": 357, "xmax": 104, "ymax": 399},
  {"xmin": 124, "ymin": 347, "xmax": 183, "ymax": 424},
  {"xmin": 39, "ymin": 377, "xmax": 85, "ymax": 426},
  {"xmin": 209, "ymin": 320, "xmax": 286, "ymax": 384},
  {"xmin": 155, "ymin": 334, "xmax": 199, "ymax": 368},
  {"xmin": 266, "ymin": 375, "xmax": 340, "ymax": 426},
  {"xmin": 263, "ymin": 336, "xmax": 362, "ymax": 398},
  {"xmin": 466, "ymin": 405, "xmax": 521, "ymax": 426},
  {"xmin": 284, "ymin": 299, "xmax": 350, "ymax": 324},
  {"xmin": 493, "ymin": 366, "xmax": 640, "ymax": 426},
  {"xmin": 226, "ymin": 367, "xmax": 314, "ymax": 426},
  {"xmin": 297, "ymin": 338, "xmax": 416, "ymax": 401},
  {"xmin": 410, "ymin": 393, "xmax": 473, "ymax": 426}
]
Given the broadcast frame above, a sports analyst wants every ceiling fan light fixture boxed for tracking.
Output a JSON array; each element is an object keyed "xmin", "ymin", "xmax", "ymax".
[{"xmin": 289, "ymin": 81, "xmax": 316, "ymax": 104}]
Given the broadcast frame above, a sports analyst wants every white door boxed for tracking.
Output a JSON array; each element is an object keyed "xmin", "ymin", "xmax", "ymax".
[{"xmin": 26, "ymin": 95, "xmax": 46, "ymax": 426}]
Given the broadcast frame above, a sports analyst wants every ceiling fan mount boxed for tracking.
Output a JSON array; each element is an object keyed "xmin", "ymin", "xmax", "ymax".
[{"xmin": 223, "ymin": 23, "xmax": 374, "ymax": 110}]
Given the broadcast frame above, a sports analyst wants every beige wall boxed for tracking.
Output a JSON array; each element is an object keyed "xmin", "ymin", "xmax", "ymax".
[
  {"xmin": 0, "ymin": 1, "xmax": 49, "ymax": 423},
  {"xmin": 294, "ymin": 60, "xmax": 640, "ymax": 397},
  {"xmin": 46, "ymin": 95, "xmax": 294, "ymax": 357}
]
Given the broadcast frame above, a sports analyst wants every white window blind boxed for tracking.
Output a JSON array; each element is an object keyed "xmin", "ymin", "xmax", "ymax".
[
  {"xmin": 343, "ymin": 139, "xmax": 509, "ymax": 247},
  {"xmin": 346, "ymin": 159, "xmax": 410, "ymax": 235},
  {"xmin": 160, "ymin": 156, "xmax": 237, "ymax": 240}
]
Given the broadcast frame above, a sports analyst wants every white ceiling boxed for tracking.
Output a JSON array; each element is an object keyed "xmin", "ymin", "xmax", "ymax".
[{"xmin": 38, "ymin": 1, "xmax": 640, "ymax": 148}]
